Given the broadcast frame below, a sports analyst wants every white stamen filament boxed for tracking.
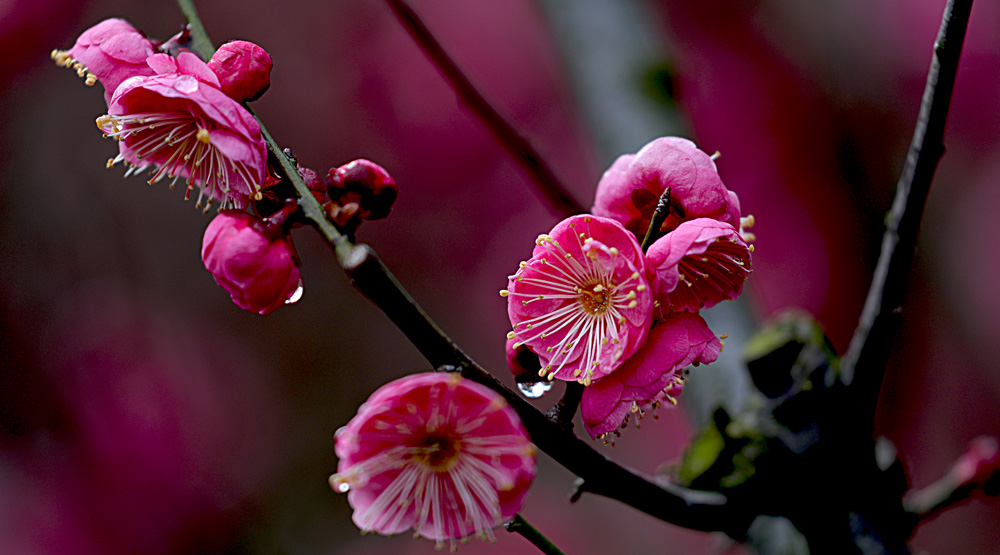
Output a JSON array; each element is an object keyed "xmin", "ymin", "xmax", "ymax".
[{"xmin": 98, "ymin": 111, "xmax": 261, "ymax": 210}]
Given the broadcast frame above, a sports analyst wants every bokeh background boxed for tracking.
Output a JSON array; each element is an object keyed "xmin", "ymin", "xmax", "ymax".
[{"xmin": 2, "ymin": 0, "xmax": 999, "ymax": 553}]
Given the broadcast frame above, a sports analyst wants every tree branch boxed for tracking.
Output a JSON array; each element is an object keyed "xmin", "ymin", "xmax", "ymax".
[
  {"xmin": 383, "ymin": 0, "xmax": 585, "ymax": 215},
  {"xmin": 840, "ymin": 0, "xmax": 973, "ymax": 417}
]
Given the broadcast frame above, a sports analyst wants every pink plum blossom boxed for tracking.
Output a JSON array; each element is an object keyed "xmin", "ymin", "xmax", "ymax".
[
  {"xmin": 504, "ymin": 215, "xmax": 654, "ymax": 385},
  {"xmin": 97, "ymin": 52, "xmax": 267, "ymax": 210},
  {"xmin": 580, "ymin": 312, "xmax": 722, "ymax": 439},
  {"xmin": 331, "ymin": 372, "xmax": 536, "ymax": 548},
  {"xmin": 51, "ymin": 18, "xmax": 157, "ymax": 104},
  {"xmin": 647, "ymin": 218, "xmax": 752, "ymax": 315},
  {"xmin": 592, "ymin": 137, "xmax": 740, "ymax": 238},
  {"xmin": 201, "ymin": 210, "xmax": 302, "ymax": 314},
  {"xmin": 207, "ymin": 40, "xmax": 273, "ymax": 103}
]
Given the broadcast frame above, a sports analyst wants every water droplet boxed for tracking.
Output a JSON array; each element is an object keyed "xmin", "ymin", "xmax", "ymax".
[
  {"xmin": 285, "ymin": 279, "xmax": 304, "ymax": 305},
  {"xmin": 517, "ymin": 381, "xmax": 552, "ymax": 398},
  {"xmin": 330, "ymin": 475, "xmax": 350, "ymax": 493}
]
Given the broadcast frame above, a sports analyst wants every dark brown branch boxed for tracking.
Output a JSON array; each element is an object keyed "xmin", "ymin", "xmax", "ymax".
[
  {"xmin": 383, "ymin": 0, "xmax": 585, "ymax": 215},
  {"xmin": 840, "ymin": 0, "xmax": 973, "ymax": 416}
]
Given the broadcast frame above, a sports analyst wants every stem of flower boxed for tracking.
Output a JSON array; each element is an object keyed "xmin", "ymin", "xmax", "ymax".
[
  {"xmin": 382, "ymin": 0, "xmax": 585, "ymax": 216},
  {"xmin": 546, "ymin": 381, "xmax": 583, "ymax": 430},
  {"xmin": 177, "ymin": 0, "xmax": 735, "ymax": 533},
  {"xmin": 505, "ymin": 514, "xmax": 567, "ymax": 555},
  {"xmin": 840, "ymin": 0, "xmax": 973, "ymax": 421},
  {"xmin": 175, "ymin": 0, "xmax": 216, "ymax": 62}
]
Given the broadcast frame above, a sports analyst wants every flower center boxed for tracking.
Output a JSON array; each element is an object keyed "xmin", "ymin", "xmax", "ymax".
[
  {"xmin": 578, "ymin": 282, "xmax": 611, "ymax": 314},
  {"xmin": 417, "ymin": 433, "xmax": 460, "ymax": 471}
]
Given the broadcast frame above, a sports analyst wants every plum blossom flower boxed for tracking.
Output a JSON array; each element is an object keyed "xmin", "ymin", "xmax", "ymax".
[
  {"xmin": 51, "ymin": 18, "xmax": 157, "ymax": 104},
  {"xmin": 580, "ymin": 312, "xmax": 722, "ymax": 439},
  {"xmin": 503, "ymin": 215, "xmax": 654, "ymax": 385},
  {"xmin": 207, "ymin": 40, "xmax": 273, "ymax": 103},
  {"xmin": 97, "ymin": 52, "xmax": 267, "ymax": 211},
  {"xmin": 330, "ymin": 373, "xmax": 536, "ymax": 548},
  {"xmin": 647, "ymin": 218, "xmax": 752, "ymax": 315},
  {"xmin": 593, "ymin": 137, "xmax": 740, "ymax": 238},
  {"xmin": 201, "ymin": 210, "xmax": 302, "ymax": 314}
]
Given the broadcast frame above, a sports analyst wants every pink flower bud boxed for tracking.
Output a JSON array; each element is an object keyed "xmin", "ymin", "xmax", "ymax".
[
  {"xmin": 207, "ymin": 40, "xmax": 273, "ymax": 103},
  {"xmin": 201, "ymin": 210, "xmax": 302, "ymax": 315},
  {"xmin": 327, "ymin": 159, "xmax": 398, "ymax": 221},
  {"xmin": 52, "ymin": 18, "xmax": 157, "ymax": 105}
]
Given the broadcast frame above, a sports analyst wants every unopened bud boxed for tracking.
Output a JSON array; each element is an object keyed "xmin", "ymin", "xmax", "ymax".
[
  {"xmin": 208, "ymin": 40, "xmax": 272, "ymax": 102},
  {"xmin": 327, "ymin": 159, "xmax": 398, "ymax": 221}
]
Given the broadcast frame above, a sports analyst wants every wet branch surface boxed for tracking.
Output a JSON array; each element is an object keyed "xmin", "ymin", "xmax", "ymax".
[
  {"xmin": 177, "ymin": 0, "xmax": 733, "ymax": 533},
  {"xmin": 841, "ymin": 0, "xmax": 973, "ymax": 421}
]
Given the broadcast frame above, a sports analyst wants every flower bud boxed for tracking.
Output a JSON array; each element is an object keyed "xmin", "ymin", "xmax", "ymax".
[
  {"xmin": 202, "ymin": 210, "xmax": 302, "ymax": 314},
  {"xmin": 207, "ymin": 40, "xmax": 272, "ymax": 102},
  {"xmin": 327, "ymin": 159, "xmax": 398, "ymax": 221}
]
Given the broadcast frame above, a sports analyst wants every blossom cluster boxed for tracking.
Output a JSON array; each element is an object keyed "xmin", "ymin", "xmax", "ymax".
[
  {"xmin": 504, "ymin": 137, "xmax": 753, "ymax": 439},
  {"xmin": 54, "ymin": 19, "xmax": 272, "ymax": 211}
]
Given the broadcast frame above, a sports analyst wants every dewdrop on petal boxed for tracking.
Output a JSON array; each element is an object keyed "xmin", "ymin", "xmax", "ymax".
[{"xmin": 331, "ymin": 373, "xmax": 536, "ymax": 549}]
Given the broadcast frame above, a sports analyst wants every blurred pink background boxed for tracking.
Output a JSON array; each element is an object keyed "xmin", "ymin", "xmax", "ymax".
[{"xmin": 1, "ymin": 0, "xmax": 998, "ymax": 553}]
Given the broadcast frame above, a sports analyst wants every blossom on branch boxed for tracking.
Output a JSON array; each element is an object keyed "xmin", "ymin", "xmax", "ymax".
[
  {"xmin": 51, "ymin": 18, "xmax": 157, "ymax": 104},
  {"xmin": 331, "ymin": 373, "xmax": 536, "ymax": 548},
  {"xmin": 647, "ymin": 218, "xmax": 753, "ymax": 315},
  {"xmin": 97, "ymin": 52, "xmax": 267, "ymax": 211},
  {"xmin": 592, "ymin": 137, "xmax": 740, "ymax": 238},
  {"xmin": 581, "ymin": 312, "xmax": 721, "ymax": 439},
  {"xmin": 201, "ymin": 210, "xmax": 301, "ymax": 314},
  {"xmin": 503, "ymin": 215, "xmax": 654, "ymax": 385}
]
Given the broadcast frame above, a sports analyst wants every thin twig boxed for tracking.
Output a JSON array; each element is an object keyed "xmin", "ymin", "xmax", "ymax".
[
  {"xmin": 840, "ymin": 0, "xmax": 973, "ymax": 416},
  {"xmin": 174, "ymin": 0, "xmax": 215, "ymax": 61},
  {"xmin": 383, "ymin": 0, "xmax": 585, "ymax": 215},
  {"xmin": 505, "ymin": 514, "xmax": 567, "ymax": 555}
]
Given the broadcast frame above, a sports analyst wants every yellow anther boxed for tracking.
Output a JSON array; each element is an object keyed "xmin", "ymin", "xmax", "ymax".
[
  {"xmin": 637, "ymin": 284, "xmax": 646, "ymax": 291},
  {"xmin": 627, "ymin": 300, "xmax": 638, "ymax": 309},
  {"xmin": 499, "ymin": 290, "xmax": 509, "ymax": 297},
  {"xmin": 610, "ymin": 247, "xmax": 619, "ymax": 256},
  {"xmin": 720, "ymin": 333, "xmax": 729, "ymax": 339},
  {"xmin": 506, "ymin": 331, "xmax": 516, "ymax": 340},
  {"xmin": 626, "ymin": 291, "xmax": 636, "ymax": 300},
  {"xmin": 513, "ymin": 342, "xmax": 521, "ymax": 349},
  {"xmin": 196, "ymin": 128, "xmax": 211, "ymax": 144},
  {"xmin": 749, "ymin": 244, "xmax": 755, "ymax": 253}
]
